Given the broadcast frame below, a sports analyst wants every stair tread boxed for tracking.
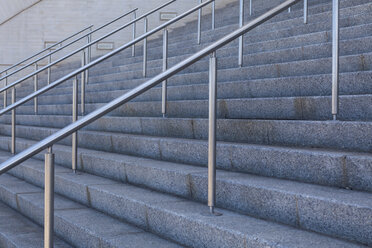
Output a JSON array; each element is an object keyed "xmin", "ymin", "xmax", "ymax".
[
  {"xmin": 0, "ymin": 202, "xmax": 71, "ymax": 248},
  {"xmin": 0, "ymin": 155, "xmax": 369, "ymax": 248},
  {"xmin": 0, "ymin": 173, "xmax": 183, "ymax": 248},
  {"xmin": 13, "ymin": 71, "xmax": 372, "ymax": 102},
  {"xmin": 1, "ymin": 0, "xmax": 371, "ymax": 246}
]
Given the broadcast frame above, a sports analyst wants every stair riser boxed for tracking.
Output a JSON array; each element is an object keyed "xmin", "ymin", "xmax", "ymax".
[
  {"xmin": 154, "ymin": 7, "xmax": 372, "ymax": 52},
  {"xmin": 7, "ymin": 94, "xmax": 372, "ymax": 122},
  {"xmin": 9, "ymin": 71, "xmax": 372, "ymax": 105},
  {"xmin": 0, "ymin": 177, "xmax": 287, "ymax": 248},
  {"xmin": 1, "ymin": 126, "xmax": 371, "ymax": 193},
  {"xmin": 49, "ymin": 0, "xmax": 371, "ymax": 73},
  {"xmin": 19, "ymin": 17, "xmax": 372, "ymax": 87},
  {"xmin": 29, "ymin": 35, "xmax": 372, "ymax": 86},
  {"xmin": 50, "ymin": 51, "xmax": 369, "ymax": 87},
  {"xmin": 13, "ymin": 0, "xmax": 365, "ymax": 86},
  {"xmin": 13, "ymin": 21, "xmax": 371, "ymax": 96},
  {"xmin": 0, "ymin": 174, "xmax": 181, "ymax": 248},
  {"xmin": 3, "ymin": 152, "xmax": 371, "ymax": 246},
  {"xmin": 168, "ymin": 0, "xmax": 372, "ymax": 39},
  {"xmin": 1, "ymin": 113, "xmax": 372, "ymax": 153}
]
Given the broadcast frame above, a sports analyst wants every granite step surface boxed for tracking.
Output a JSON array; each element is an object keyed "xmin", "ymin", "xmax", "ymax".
[
  {"xmin": 0, "ymin": 202, "xmax": 72, "ymax": 248},
  {"xmin": 0, "ymin": 153, "xmax": 370, "ymax": 247},
  {"xmin": 0, "ymin": 173, "xmax": 184, "ymax": 248},
  {"xmin": 0, "ymin": 126, "xmax": 371, "ymax": 193}
]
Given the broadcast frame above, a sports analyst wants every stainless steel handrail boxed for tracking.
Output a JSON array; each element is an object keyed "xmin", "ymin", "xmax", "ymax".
[
  {"xmin": 0, "ymin": 0, "xmax": 316, "ymax": 246},
  {"xmin": 0, "ymin": 0, "xmax": 180, "ymax": 96},
  {"xmin": 0, "ymin": 0, "xmax": 211, "ymax": 160},
  {"xmin": 0, "ymin": 0, "xmax": 212, "ymax": 117},
  {"xmin": 0, "ymin": 25, "xmax": 93, "ymax": 76},
  {"xmin": 0, "ymin": 0, "xmax": 181, "ymax": 158},
  {"xmin": 0, "ymin": 0, "xmax": 299, "ymax": 202},
  {"xmin": 0, "ymin": 8, "xmax": 138, "ymax": 85},
  {"xmin": 0, "ymin": 2, "xmax": 216, "ymax": 242},
  {"xmin": 238, "ymin": 0, "xmax": 308, "ymax": 66},
  {"xmin": 332, "ymin": 0, "xmax": 339, "ymax": 120}
]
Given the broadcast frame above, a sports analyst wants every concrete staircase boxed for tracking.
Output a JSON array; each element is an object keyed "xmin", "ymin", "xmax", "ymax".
[{"xmin": 0, "ymin": 0, "xmax": 371, "ymax": 247}]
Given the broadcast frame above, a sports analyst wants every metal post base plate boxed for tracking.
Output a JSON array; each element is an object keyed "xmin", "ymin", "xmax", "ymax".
[{"xmin": 201, "ymin": 207, "xmax": 223, "ymax": 216}]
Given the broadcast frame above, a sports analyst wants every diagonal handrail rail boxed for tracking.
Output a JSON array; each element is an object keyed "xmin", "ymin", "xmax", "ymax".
[
  {"xmin": 0, "ymin": 0, "xmax": 213, "ymax": 116},
  {"xmin": 0, "ymin": 8, "xmax": 138, "ymax": 84},
  {"xmin": 0, "ymin": 0, "xmax": 299, "ymax": 176},
  {"xmin": 0, "ymin": 25, "xmax": 93, "ymax": 76},
  {"xmin": 0, "ymin": 0, "xmax": 177, "ymax": 94},
  {"xmin": 0, "ymin": 0, "xmax": 309, "ymax": 245}
]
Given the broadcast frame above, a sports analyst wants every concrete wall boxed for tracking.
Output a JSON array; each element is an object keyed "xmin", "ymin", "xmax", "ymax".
[
  {"xmin": 0, "ymin": 0, "xmax": 41, "ymax": 24},
  {"xmin": 0, "ymin": 0, "xmax": 234, "ymax": 75}
]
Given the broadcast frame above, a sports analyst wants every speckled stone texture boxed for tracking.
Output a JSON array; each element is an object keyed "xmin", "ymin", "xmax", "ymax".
[{"xmin": 0, "ymin": 0, "xmax": 371, "ymax": 247}]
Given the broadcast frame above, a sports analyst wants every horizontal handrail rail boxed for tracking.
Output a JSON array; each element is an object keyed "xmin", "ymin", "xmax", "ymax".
[
  {"xmin": 0, "ymin": 25, "xmax": 93, "ymax": 76},
  {"xmin": 0, "ymin": 0, "xmax": 299, "ymax": 174},
  {"xmin": 0, "ymin": 8, "xmax": 138, "ymax": 83},
  {"xmin": 0, "ymin": 0, "xmax": 211, "ymax": 106}
]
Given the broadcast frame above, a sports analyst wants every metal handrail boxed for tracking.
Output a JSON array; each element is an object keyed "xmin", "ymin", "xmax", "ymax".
[
  {"xmin": 0, "ymin": 0, "xmax": 320, "ymax": 246},
  {"xmin": 0, "ymin": 0, "xmax": 179, "ymax": 95},
  {"xmin": 0, "ymin": 25, "xmax": 93, "ymax": 76},
  {"xmin": 0, "ymin": 8, "xmax": 138, "ymax": 84},
  {"xmin": 0, "ymin": 0, "xmax": 183, "ymax": 160},
  {"xmin": 0, "ymin": 0, "xmax": 208, "ymax": 159},
  {"xmin": 0, "ymin": 0, "xmax": 300, "ymax": 195},
  {"xmin": 0, "ymin": 0, "xmax": 212, "ymax": 118}
]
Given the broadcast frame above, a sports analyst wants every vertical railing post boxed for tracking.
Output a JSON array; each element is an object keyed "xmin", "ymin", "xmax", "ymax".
[
  {"xmin": 211, "ymin": 0, "xmax": 215, "ymax": 30},
  {"xmin": 11, "ymin": 87, "xmax": 16, "ymax": 154},
  {"xmin": 208, "ymin": 52, "xmax": 221, "ymax": 216},
  {"xmin": 81, "ymin": 51, "xmax": 86, "ymax": 115},
  {"xmin": 88, "ymin": 27, "xmax": 92, "ymax": 62},
  {"xmin": 249, "ymin": 0, "xmax": 252, "ymax": 16},
  {"xmin": 238, "ymin": 0, "xmax": 244, "ymax": 67},
  {"xmin": 34, "ymin": 63, "xmax": 38, "ymax": 114},
  {"xmin": 162, "ymin": 29, "xmax": 168, "ymax": 118},
  {"xmin": 72, "ymin": 77, "xmax": 78, "ymax": 173},
  {"xmin": 304, "ymin": 0, "xmax": 308, "ymax": 24},
  {"xmin": 3, "ymin": 71, "xmax": 7, "ymax": 109},
  {"xmin": 143, "ymin": 17, "xmax": 148, "ymax": 77},
  {"xmin": 197, "ymin": 0, "xmax": 202, "ymax": 44},
  {"xmin": 332, "ymin": 0, "xmax": 339, "ymax": 120},
  {"xmin": 47, "ymin": 50, "xmax": 51, "ymax": 85},
  {"xmin": 86, "ymin": 33, "xmax": 91, "ymax": 85},
  {"xmin": 132, "ymin": 11, "xmax": 137, "ymax": 57},
  {"xmin": 44, "ymin": 146, "xmax": 54, "ymax": 248}
]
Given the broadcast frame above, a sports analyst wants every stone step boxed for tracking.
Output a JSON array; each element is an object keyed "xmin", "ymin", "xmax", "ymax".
[
  {"xmin": 40, "ymin": 10, "xmax": 372, "ymax": 84},
  {"xmin": 16, "ymin": 49, "xmax": 370, "ymax": 100},
  {"xmin": 0, "ymin": 173, "xmax": 183, "ymax": 248},
  {"xmin": 6, "ymin": 0, "xmax": 372, "ymax": 100},
  {"xmin": 1, "ymin": 114, "xmax": 372, "ymax": 153},
  {"xmin": 13, "ymin": 21, "xmax": 371, "ymax": 99},
  {"xmin": 13, "ymin": 18, "xmax": 372, "ymax": 100},
  {"xmin": 1, "ymin": 153, "xmax": 370, "ymax": 247},
  {"xmin": 0, "ymin": 201, "xmax": 71, "ymax": 248},
  {"xmin": 15, "ymin": 3, "xmax": 372, "ymax": 92},
  {"xmin": 1, "ymin": 126, "xmax": 371, "ymax": 193},
  {"xmin": 45, "ymin": 35, "xmax": 372, "ymax": 83},
  {"xmin": 7, "ymin": 94, "xmax": 372, "ymax": 121},
  {"xmin": 53, "ymin": 0, "xmax": 372, "ymax": 74},
  {"xmin": 85, "ymin": 51, "xmax": 372, "ymax": 84},
  {"xmin": 11, "ymin": 71, "xmax": 372, "ymax": 106},
  {"xmin": 168, "ymin": 0, "xmax": 372, "ymax": 39},
  {"xmin": 150, "ymin": 2, "xmax": 372, "ymax": 52},
  {"xmin": 1, "ymin": 0, "xmax": 371, "ymax": 247}
]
